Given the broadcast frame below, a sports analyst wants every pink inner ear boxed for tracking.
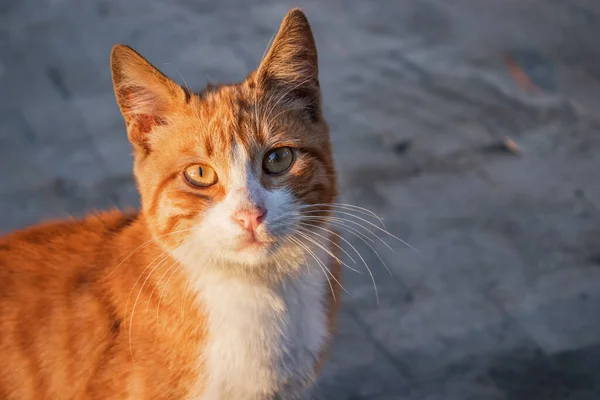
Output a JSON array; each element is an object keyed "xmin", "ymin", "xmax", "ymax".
[
  {"xmin": 121, "ymin": 86, "xmax": 166, "ymax": 135},
  {"xmin": 137, "ymin": 114, "xmax": 159, "ymax": 135}
]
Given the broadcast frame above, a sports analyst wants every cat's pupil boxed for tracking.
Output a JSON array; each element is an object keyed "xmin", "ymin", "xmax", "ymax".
[
  {"xmin": 198, "ymin": 167, "xmax": 204, "ymax": 177},
  {"xmin": 263, "ymin": 147, "xmax": 294, "ymax": 175},
  {"xmin": 271, "ymin": 149, "xmax": 287, "ymax": 164}
]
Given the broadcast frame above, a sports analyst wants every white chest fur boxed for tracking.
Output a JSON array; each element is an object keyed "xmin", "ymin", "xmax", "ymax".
[{"xmin": 194, "ymin": 265, "xmax": 328, "ymax": 400}]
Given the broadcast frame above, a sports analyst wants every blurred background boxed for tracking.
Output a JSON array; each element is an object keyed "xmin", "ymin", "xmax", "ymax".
[{"xmin": 2, "ymin": 0, "xmax": 600, "ymax": 399}]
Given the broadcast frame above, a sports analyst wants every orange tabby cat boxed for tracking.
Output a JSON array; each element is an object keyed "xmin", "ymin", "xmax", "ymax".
[{"xmin": 0, "ymin": 9, "xmax": 341, "ymax": 400}]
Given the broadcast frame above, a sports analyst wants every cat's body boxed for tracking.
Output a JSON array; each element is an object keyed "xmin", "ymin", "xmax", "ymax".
[
  {"xmin": 0, "ymin": 211, "xmax": 339, "ymax": 399},
  {"xmin": 0, "ymin": 9, "xmax": 341, "ymax": 400}
]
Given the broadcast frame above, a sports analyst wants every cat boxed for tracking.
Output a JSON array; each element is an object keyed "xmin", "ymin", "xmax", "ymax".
[{"xmin": 0, "ymin": 8, "xmax": 342, "ymax": 400}]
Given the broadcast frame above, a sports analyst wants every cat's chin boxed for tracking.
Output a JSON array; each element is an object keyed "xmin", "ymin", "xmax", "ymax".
[
  {"xmin": 234, "ymin": 236, "xmax": 269, "ymax": 252},
  {"xmin": 172, "ymin": 233, "xmax": 304, "ymax": 276},
  {"xmin": 218, "ymin": 242, "xmax": 304, "ymax": 275},
  {"xmin": 225, "ymin": 240, "xmax": 284, "ymax": 267},
  {"xmin": 230, "ymin": 246, "xmax": 270, "ymax": 264}
]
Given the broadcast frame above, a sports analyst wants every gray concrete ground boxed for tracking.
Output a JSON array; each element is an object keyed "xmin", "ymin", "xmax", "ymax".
[{"xmin": 2, "ymin": 0, "xmax": 600, "ymax": 398}]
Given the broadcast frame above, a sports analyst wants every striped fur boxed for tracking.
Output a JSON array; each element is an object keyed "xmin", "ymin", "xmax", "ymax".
[{"xmin": 0, "ymin": 8, "xmax": 340, "ymax": 400}]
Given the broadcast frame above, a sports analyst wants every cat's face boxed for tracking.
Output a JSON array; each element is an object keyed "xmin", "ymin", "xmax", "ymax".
[{"xmin": 111, "ymin": 11, "xmax": 336, "ymax": 274}]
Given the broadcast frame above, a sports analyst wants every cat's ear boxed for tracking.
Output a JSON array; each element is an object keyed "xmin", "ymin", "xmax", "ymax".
[
  {"xmin": 111, "ymin": 45, "xmax": 186, "ymax": 153},
  {"xmin": 256, "ymin": 8, "xmax": 321, "ymax": 121}
]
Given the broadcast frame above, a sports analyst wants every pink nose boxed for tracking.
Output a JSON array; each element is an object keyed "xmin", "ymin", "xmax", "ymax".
[{"xmin": 232, "ymin": 207, "xmax": 267, "ymax": 231}]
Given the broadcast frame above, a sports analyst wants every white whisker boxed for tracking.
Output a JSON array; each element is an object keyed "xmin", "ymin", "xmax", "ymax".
[
  {"xmin": 299, "ymin": 215, "xmax": 393, "ymax": 251},
  {"xmin": 288, "ymin": 236, "xmax": 347, "ymax": 299},
  {"xmin": 294, "ymin": 228, "xmax": 362, "ymax": 274},
  {"xmin": 147, "ymin": 257, "xmax": 179, "ymax": 311},
  {"xmin": 298, "ymin": 203, "xmax": 386, "ymax": 226},
  {"xmin": 156, "ymin": 261, "xmax": 182, "ymax": 323},
  {"xmin": 300, "ymin": 221, "xmax": 392, "ymax": 277},
  {"xmin": 125, "ymin": 249, "xmax": 171, "ymax": 314},
  {"xmin": 296, "ymin": 225, "xmax": 357, "ymax": 263},
  {"xmin": 295, "ymin": 219, "xmax": 379, "ymax": 304},
  {"xmin": 283, "ymin": 236, "xmax": 311, "ymax": 274},
  {"xmin": 180, "ymin": 278, "xmax": 191, "ymax": 323},
  {"xmin": 299, "ymin": 210, "xmax": 419, "ymax": 253},
  {"xmin": 108, "ymin": 228, "xmax": 194, "ymax": 278},
  {"xmin": 327, "ymin": 219, "xmax": 376, "ymax": 244},
  {"xmin": 127, "ymin": 247, "xmax": 177, "ymax": 360}
]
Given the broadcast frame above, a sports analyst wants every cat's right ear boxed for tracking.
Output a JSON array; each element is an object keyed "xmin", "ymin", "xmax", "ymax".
[
  {"xmin": 255, "ymin": 9, "xmax": 321, "ymax": 121},
  {"xmin": 110, "ymin": 45, "xmax": 186, "ymax": 154}
]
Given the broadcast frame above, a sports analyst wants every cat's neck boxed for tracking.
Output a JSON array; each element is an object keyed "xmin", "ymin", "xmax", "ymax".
[{"xmin": 189, "ymin": 242, "xmax": 329, "ymax": 399}]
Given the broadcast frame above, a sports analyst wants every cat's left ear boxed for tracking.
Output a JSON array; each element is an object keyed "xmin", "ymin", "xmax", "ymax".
[
  {"xmin": 111, "ymin": 45, "xmax": 187, "ymax": 154},
  {"xmin": 255, "ymin": 8, "xmax": 321, "ymax": 121}
]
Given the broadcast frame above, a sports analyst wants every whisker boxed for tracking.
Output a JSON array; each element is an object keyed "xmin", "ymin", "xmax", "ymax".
[
  {"xmin": 149, "ymin": 238, "xmax": 193, "ymax": 318},
  {"xmin": 293, "ymin": 228, "xmax": 344, "ymax": 264},
  {"xmin": 297, "ymin": 220, "xmax": 374, "ymax": 265},
  {"xmin": 288, "ymin": 236, "xmax": 341, "ymax": 301},
  {"xmin": 156, "ymin": 261, "xmax": 182, "ymax": 323},
  {"xmin": 298, "ymin": 210, "xmax": 419, "ymax": 254},
  {"xmin": 283, "ymin": 236, "xmax": 311, "ymax": 274},
  {"xmin": 299, "ymin": 216, "xmax": 376, "ymax": 244},
  {"xmin": 295, "ymin": 220, "xmax": 379, "ymax": 304},
  {"xmin": 180, "ymin": 277, "xmax": 191, "ymax": 323},
  {"xmin": 147, "ymin": 258, "xmax": 179, "ymax": 311},
  {"xmin": 296, "ymin": 225, "xmax": 357, "ymax": 263},
  {"xmin": 327, "ymin": 219, "xmax": 377, "ymax": 244},
  {"xmin": 127, "ymin": 248, "xmax": 176, "ymax": 359},
  {"xmin": 298, "ymin": 203, "xmax": 386, "ymax": 226},
  {"xmin": 125, "ymin": 249, "xmax": 171, "ymax": 313},
  {"xmin": 174, "ymin": 239, "xmax": 202, "ymax": 323},
  {"xmin": 296, "ymin": 227, "xmax": 361, "ymax": 274},
  {"xmin": 300, "ymin": 221, "xmax": 392, "ymax": 277},
  {"xmin": 294, "ymin": 228, "xmax": 362, "ymax": 274},
  {"xmin": 299, "ymin": 215, "xmax": 393, "ymax": 251},
  {"xmin": 108, "ymin": 228, "xmax": 194, "ymax": 278}
]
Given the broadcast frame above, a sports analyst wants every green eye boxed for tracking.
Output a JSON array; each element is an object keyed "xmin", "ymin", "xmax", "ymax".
[
  {"xmin": 183, "ymin": 164, "xmax": 218, "ymax": 187},
  {"xmin": 263, "ymin": 147, "xmax": 295, "ymax": 175}
]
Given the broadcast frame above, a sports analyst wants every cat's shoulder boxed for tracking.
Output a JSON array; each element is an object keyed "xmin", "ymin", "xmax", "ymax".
[
  {"xmin": 0, "ymin": 209, "xmax": 140, "ymax": 275},
  {"xmin": 1, "ymin": 210, "xmax": 138, "ymax": 245}
]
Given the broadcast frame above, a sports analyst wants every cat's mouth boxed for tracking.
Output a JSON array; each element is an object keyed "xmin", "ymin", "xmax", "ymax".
[
  {"xmin": 237, "ymin": 239, "xmax": 266, "ymax": 251},
  {"xmin": 234, "ymin": 231, "xmax": 273, "ymax": 252}
]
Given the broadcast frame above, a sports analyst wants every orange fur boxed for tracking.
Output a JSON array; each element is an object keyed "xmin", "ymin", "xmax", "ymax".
[{"xmin": 0, "ymin": 8, "xmax": 340, "ymax": 399}]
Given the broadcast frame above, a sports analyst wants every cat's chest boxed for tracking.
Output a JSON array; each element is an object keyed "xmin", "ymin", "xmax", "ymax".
[{"xmin": 193, "ymin": 270, "xmax": 327, "ymax": 400}]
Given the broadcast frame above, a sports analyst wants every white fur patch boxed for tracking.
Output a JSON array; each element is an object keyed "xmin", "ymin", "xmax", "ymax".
[{"xmin": 193, "ymin": 250, "xmax": 329, "ymax": 400}]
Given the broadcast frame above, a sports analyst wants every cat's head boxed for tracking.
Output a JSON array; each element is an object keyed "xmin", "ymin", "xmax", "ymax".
[{"xmin": 111, "ymin": 9, "xmax": 336, "ymax": 275}]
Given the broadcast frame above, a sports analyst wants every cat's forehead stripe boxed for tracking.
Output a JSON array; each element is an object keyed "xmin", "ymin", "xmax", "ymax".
[{"xmin": 195, "ymin": 85, "xmax": 269, "ymax": 161}]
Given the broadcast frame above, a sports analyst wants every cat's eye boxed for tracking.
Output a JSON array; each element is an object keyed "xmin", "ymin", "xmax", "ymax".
[
  {"xmin": 183, "ymin": 164, "xmax": 218, "ymax": 187},
  {"xmin": 263, "ymin": 147, "xmax": 295, "ymax": 175}
]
